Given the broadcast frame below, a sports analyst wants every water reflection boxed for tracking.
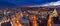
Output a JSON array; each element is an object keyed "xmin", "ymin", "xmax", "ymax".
[{"xmin": 1, "ymin": 21, "xmax": 11, "ymax": 26}]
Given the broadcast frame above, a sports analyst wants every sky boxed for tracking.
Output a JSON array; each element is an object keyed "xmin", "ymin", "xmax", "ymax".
[{"xmin": 0, "ymin": 0, "xmax": 60, "ymax": 7}]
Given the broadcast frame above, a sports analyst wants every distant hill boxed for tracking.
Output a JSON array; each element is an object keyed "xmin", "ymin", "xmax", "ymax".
[{"xmin": 40, "ymin": 5, "xmax": 60, "ymax": 11}]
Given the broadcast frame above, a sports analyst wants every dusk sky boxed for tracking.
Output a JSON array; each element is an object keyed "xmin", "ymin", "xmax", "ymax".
[{"xmin": 0, "ymin": 0, "xmax": 59, "ymax": 7}]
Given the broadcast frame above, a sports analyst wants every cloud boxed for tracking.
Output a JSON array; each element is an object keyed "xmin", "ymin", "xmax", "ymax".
[
  {"xmin": 41, "ymin": 1, "xmax": 60, "ymax": 6},
  {"xmin": 27, "ymin": 0, "xmax": 60, "ymax": 7}
]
